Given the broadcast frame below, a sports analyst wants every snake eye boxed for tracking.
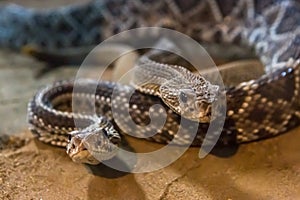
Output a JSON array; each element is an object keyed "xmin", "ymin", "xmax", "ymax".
[{"xmin": 179, "ymin": 92, "xmax": 188, "ymax": 103}]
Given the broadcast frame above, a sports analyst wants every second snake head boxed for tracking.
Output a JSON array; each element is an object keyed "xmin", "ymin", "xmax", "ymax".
[
  {"xmin": 159, "ymin": 75, "xmax": 219, "ymax": 123},
  {"xmin": 66, "ymin": 118, "xmax": 121, "ymax": 165}
]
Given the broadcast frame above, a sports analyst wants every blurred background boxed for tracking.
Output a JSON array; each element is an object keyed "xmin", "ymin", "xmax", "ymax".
[{"xmin": 0, "ymin": 0, "xmax": 111, "ymax": 135}]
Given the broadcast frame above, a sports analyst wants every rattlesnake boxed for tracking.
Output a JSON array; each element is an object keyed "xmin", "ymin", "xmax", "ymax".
[{"xmin": 0, "ymin": 0, "xmax": 297, "ymax": 164}]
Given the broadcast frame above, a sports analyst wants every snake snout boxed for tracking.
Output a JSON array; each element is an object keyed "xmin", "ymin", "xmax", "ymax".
[
  {"xmin": 196, "ymin": 101, "xmax": 212, "ymax": 122},
  {"xmin": 205, "ymin": 84, "xmax": 219, "ymax": 103},
  {"xmin": 110, "ymin": 135, "xmax": 121, "ymax": 146}
]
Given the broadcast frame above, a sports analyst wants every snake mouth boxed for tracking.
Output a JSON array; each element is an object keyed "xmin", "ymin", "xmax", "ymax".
[
  {"xmin": 70, "ymin": 150, "xmax": 101, "ymax": 165},
  {"xmin": 66, "ymin": 136, "xmax": 100, "ymax": 165},
  {"xmin": 198, "ymin": 102, "xmax": 212, "ymax": 122},
  {"xmin": 178, "ymin": 101, "xmax": 212, "ymax": 123},
  {"xmin": 68, "ymin": 145, "xmax": 104, "ymax": 165}
]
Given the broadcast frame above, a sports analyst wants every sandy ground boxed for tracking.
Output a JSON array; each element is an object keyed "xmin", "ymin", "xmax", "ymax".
[
  {"xmin": 0, "ymin": 1, "xmax": 300, "ymax": 199},
  {"xmin": 1, "ymin": 120, "xmax": 300, "ymax": 200}
]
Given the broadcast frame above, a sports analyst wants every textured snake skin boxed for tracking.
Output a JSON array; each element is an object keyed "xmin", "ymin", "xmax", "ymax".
[
  {"xmin": 9, "ymin": 0, "xmax": 298, "ymax": 146},
  {"xmin": 27, "ymin": 80, "xmax": 225, "ymax": 147}
]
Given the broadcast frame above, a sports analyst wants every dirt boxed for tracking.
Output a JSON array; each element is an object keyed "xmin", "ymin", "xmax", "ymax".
[{"xmin": 1, "ymin": 129, "xmax": 300, "ymax": 200}]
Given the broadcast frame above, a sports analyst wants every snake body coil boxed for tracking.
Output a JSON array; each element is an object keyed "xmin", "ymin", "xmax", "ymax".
[{"xmin": 4, "ymin": 0, "xmax": 298, "ymax": 162}]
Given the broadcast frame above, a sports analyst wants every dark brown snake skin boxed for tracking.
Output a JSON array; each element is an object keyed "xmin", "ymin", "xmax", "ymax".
[{"xmin": 10, "ymin": 0, "xmax": 297, "ymax": 147}]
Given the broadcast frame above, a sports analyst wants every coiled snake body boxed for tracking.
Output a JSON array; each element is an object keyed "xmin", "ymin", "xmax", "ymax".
[{"xmin": 1, "ymin": 0, "xmax": 298, "ymax": 163}]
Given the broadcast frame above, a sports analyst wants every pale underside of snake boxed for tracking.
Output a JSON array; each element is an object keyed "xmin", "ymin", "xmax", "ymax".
[{"xmin": 0, "ymin": 0, "xmax": 297, "ymax": 164}]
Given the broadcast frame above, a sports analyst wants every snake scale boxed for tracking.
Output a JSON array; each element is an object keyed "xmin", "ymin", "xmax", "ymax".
[{"xmin": 0, "ymin": 0, "xmax": 299, "ymax": 163}]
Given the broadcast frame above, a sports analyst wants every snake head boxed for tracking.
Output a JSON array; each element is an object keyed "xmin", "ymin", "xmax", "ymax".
[
  {"xmin": 66, "ymin": 120, "xmax": 121, "ymax": 165},
  {"xmin": 160, "ymin": 76, "xmax": 219, "ymax": 122}
]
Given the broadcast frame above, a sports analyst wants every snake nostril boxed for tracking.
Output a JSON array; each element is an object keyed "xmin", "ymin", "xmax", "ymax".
[{"xmin": 110, "ymin": 136, "xmax": 121, "ymax": 145}]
